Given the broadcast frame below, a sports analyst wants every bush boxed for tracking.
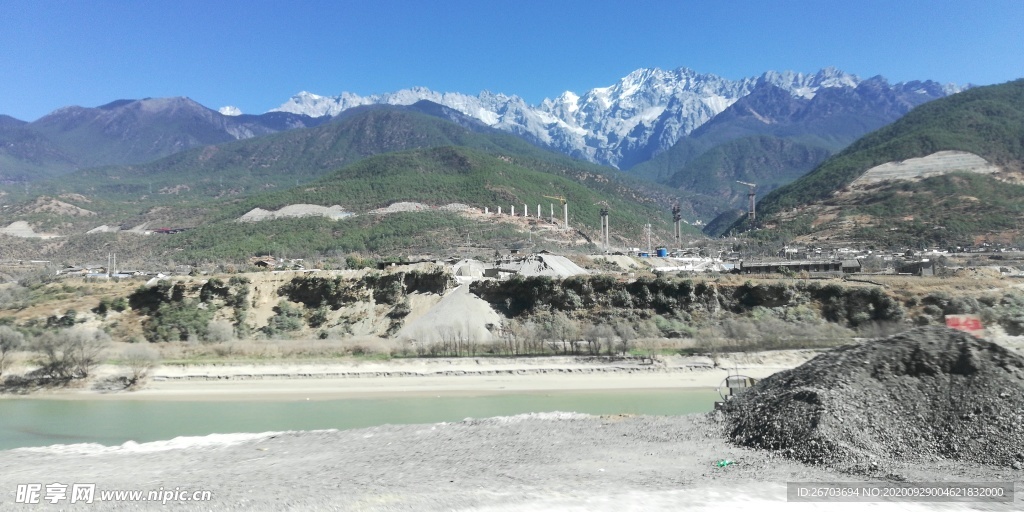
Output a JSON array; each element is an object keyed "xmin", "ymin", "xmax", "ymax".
[
  {"xmin": 142, "ymin": 299, "xmax": 214, "ymax": 343},
  {"xmin": 92, "ymin": 297, "xmax": 128, "ymax": 317},
  {"xmin": 308, "ymin": 306, "xmax": 330, "ymax": 327},
  {"xmin": 121, "ymin": 345, "xmax": 159, "ymax": 387},
  {"xmin": 263, "ymin": 301, "xmax": 305, "ymax": 337},
  {"xmin": 32, "ymin": 327, "xmax": 109, "ymax": 379},
  {"xmin": 206, "ymin": 319, "xmax": 236, "ymax": 343},
  {"xmin": 0, "ymin": 326, "xmax": 25, "ymax": 377},
  {"xmin": 45, "ymin": 309, "xmax": 78, "ymax": 328},
  {"xmin": 386, "ymin": 298, "xmax": 411, "ymax": 319}
]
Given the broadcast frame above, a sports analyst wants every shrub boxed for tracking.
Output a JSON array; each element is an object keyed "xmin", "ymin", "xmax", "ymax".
[
  {"xmin": 45, "ymin": 309, "xmax": 78, "ymax": 328},
  {"xmin": 144, "ymin": 300, "xmax": 215, "ymax": 343},
  {"xmin": 206, "ymin": 319, "xmax": 236, "ymax": 343},
  {"xmin": 32, "ymin": 326, "xmax": 110, "ymax": 379},
  {"xmin": 0, "ymin": 326, "xmax": 25, "ymax": 377},
  {"xmin": 263, "ymin": 301, "xmax": 305, "ymax": 337},
  {"xmin": 308, "ymin": 306, "xmax": 330, "ymax": 327},
  {"xmin": 386, "ymin": 298, "xmax": 411, "ymax": 319},
  {"xmin": 92, "ymin": 297, "xmax": 128, "ymax": 317},
  {"xmin": 121, "ymin": 345, "xmax": 159, "ymax": 387}
]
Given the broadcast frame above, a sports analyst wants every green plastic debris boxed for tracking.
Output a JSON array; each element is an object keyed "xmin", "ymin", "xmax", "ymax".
[{"xmin": 715, "ymin": 459, "xmax": 734, "ymax": 467}]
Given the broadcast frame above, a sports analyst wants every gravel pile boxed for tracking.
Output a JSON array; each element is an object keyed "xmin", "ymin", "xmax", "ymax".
[
  {"xmin": 722, "ymin": 326, "xmax": 1024, "ymax": 469},
  {"xmin": 439, "ymin": 203, "xmax": 476, "ymax": 212},
  {"xmin": 370, "ymin": 201, "xmax": 430, "ymax": 214},
  {"xmin": 237, "ymin": 204, "xmax": 352, "ymax": 222}
]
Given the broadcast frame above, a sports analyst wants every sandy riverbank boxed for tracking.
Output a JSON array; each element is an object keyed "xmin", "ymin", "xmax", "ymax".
[{"xmin": 16, "ymin": 351, "xmax": 819, "ymax": 401}]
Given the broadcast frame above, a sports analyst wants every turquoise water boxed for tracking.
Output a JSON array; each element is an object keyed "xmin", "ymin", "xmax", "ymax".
[{"xmin": 0, "ymin": 389, "xmax": 719, "ymax": 451}]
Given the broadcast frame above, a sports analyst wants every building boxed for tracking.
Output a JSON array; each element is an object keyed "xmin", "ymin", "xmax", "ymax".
[
  {"xmin": 841, "ymin": 260, "xmax": 862, "ymax": 273},
  {"xmin": 739, "ymin": 260, "xmax": 842, "ymax": 275}
]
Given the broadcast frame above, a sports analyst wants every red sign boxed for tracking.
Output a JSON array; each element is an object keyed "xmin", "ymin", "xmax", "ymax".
[{"xmin": 945, "ymin": 314, "xmax": 985, "ymax": 337}]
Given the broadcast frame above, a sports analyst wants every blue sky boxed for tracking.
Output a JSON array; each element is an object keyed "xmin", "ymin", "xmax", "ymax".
[{"xmin": 1, "ymin": 0, "xmax": 1021, "ymax": 121}]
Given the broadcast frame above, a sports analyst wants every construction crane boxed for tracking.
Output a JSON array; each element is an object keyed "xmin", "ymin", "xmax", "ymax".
[
  {"xmin": 736, "ymin": 181, "xmax": 757, "ymax": 222},
  {"xmin": 543, "ymin": 195, "xmax": 569, "ymax": 230}
]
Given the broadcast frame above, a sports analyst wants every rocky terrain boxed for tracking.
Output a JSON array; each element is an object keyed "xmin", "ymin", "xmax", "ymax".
[{"xmin": 723, "ymin": 326, "xmax": 1024, "ymax": 471}]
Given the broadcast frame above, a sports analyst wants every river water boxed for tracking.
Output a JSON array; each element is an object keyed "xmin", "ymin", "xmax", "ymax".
[{"xmin": 0, "ymin": 388, "xmax": 719, "ymax": 451}]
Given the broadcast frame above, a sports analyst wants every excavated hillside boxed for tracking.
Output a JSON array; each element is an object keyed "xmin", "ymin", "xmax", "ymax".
[{"xmin": 722, "ymin": 326, "xmax": 1024, "ymax": 469}]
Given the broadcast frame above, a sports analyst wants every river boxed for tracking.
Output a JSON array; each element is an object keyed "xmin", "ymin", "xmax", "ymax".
[{"xmin": 0, "ymin": 388, "xmax": 719, "ymax": 450}]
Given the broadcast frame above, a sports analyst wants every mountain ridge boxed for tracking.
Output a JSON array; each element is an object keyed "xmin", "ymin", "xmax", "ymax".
[
  {"xmin": 0, "ymin": 97, "xmax": 330, "ymax": 181},
  {"xmin": 0, "ymin": 66, "xmax": 962, "ymax": 185},
  {"xmin": 272, "ymin": 67, "xmax": 962, "ymax": 169}
]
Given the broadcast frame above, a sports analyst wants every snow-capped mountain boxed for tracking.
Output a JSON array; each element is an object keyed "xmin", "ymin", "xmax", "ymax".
[{"xmin": 271, "ymin": 67, "xmax": 961, "ymax": 169}]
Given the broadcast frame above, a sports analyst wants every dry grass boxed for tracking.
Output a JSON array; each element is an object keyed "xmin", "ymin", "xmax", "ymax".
[{"xmin": 145, "ymin": 336, "xmax": 403, "ymax": 363}]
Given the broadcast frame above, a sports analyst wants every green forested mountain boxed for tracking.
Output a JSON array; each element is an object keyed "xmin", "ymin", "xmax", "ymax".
[
  {"xmin": 745, "ymin": 79, "xmax": 1024, "ymax": 245},
  {"xmin": 30, "ymin": 102, "xmax": 672, "ymax": 208},
  {"xmin": 665, "ymin": 136, "xmax": 832, "ymax": 203},
  {"xmin": 630, "ymin": 78, "xmax": 943, "ymax": 212},
  {"xmin": 758, "ymin": 79, "xmax": 1024, "ymax": 215},
  {"xmin": 222, "ymin": 145, "xmax": 660, "ymax": 221},
  {"xmin": 160, "ymin": 146, "xmax": 679, "ymax": 261},
  {"xmin": 0, "ymin": 104, "xmax": 690, "ymax": 262}
]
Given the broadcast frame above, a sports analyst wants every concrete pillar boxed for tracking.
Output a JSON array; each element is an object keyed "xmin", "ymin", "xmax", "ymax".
[
  {"xmin": 511, "ymin": 205, "xmax": 515, "ymax": 216},
  {"xmin": 484, "ymin": 207, "xmax": 489, "ymax": 214},
  {"xmin": 498, "ymin": 206, "xmax": 502, "ymax": 215},
  {"xmin": 524, "ymin": 204, "xmax": 528, "ymax": 217}
]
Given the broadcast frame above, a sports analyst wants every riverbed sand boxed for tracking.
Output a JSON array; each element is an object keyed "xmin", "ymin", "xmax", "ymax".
[{"xmin": 27, "ymin": 352, "xmax": 818, "ymax": 401}]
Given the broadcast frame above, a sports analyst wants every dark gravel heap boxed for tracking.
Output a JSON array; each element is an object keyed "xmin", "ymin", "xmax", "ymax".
[{"xmin": 722, "ymin": 326, "xmax": 1024, "ymax": 468}]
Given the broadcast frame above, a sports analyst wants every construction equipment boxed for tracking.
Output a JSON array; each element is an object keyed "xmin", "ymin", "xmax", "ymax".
[
  {"xmin": 714, "ymin": 366, "xmax": 759, "ymax": 410},
  {"xmin": 542, "ymin": 195, "xmax": 569, "ymax": 230},
  {"xmin": 736, "ymin": 181, "xmax": 757, "ymax": 222}
]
